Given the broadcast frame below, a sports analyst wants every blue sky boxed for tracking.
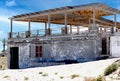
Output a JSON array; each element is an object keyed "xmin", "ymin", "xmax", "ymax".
[{"xmin": 0, "ymin": 0, "xmax": 120, "ymax": 51}]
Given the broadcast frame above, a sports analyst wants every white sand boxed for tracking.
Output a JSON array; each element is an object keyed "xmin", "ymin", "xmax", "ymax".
[{"xmin": 0, "ymin": 58, "xmax": 119, "ymax": 81}]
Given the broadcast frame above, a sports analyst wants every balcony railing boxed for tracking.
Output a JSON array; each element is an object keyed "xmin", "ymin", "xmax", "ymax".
[
  {"xmin": 8, "ymin": 26, "xmax": 112, "ymax": 39},
  {"xmin": 9, "ymin": 27, "xmax": 70, "ymax": 39}
]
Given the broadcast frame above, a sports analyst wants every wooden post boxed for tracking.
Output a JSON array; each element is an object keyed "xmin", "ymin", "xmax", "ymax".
[
  {"xmin": 70, "ymin": 25, "xmax": 72, "ymax": 34},
  {"xmin": 10, "ymin": 19, "xmax": 13, "ymax": 38},
  {"xmin": 93, "ymin": 7, "xmax": 96, "ymax": 24},
  {"xmin": 104, "ymin": 28, "xmax": 106, "ymax": 32},
  {"xmin": 37, "ymin": 30, "xmax": 39, "ymax": 36},
  {"xmin": 28, "ymin": 19, "xmax": 30, "ymax": 32},
  {"xmin": 65, "ymin": 11, "xmax": 67, "ymax": 34},
  {"xmin": 114, "ymin": 14, "xmax": 117, "ymax": 32},
  {"xmin": 100, "ymin": 27, "xmax": 102, "ymax": 33},
  {"xmin": 77, "ymin": 26, "xmax": 79, "ymax": 34},
  {"xmin": 28, "ymin": 16, "xmax": 31, "ymax": 37},
  {"xmin": 45, "ymin": 23, "xmax": 47, "ymax": 35},
  {"xmin": 48, "ymin": 13, "xmax": 51, "ymax": 35},
  {"xmin": 48, "ymin": 13, "xmax": 51, "ymax": 29}
]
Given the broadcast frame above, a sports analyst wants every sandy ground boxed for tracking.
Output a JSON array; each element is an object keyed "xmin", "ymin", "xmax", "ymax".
[
  {"xmin": 0, "ymin": 57, "xmax": 7, "ymax": 70},
  {"xmin": 0, "ymin": 58, "xmax": 119, "ymax": 81}
]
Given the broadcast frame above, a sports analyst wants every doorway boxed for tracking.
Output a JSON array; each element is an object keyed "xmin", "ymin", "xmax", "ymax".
[
  {"xmin": 10, "ymin": 47, "xmax": 19, "ymax": 69},
  {"xmin": 102, "ymin": 38, "xmax": 107, "ymax": 55}
]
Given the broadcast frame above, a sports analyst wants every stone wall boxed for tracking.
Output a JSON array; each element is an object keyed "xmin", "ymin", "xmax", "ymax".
[
  {"xmin": 110, "ymin": 36, "xmax": 120, "ymax": 57},
  {"xmin": 19, "ymin": 43, "xmax": 31, "ymax": 68},
  {"xmin": 8, "ymin": 37, "xmax": 102, "ymax": 69},
  {"xmin": 43, "ymin": 39, "xmax": 102, "ymax": 61}
]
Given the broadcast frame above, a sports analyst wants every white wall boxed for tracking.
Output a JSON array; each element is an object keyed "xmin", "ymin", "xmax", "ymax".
[{"xmin": 110, "ymin": 36, "xmax": 120, "ymax": 57}]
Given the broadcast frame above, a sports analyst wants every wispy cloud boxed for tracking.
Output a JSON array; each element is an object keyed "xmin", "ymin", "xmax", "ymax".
[
  {"xmin": 5, "ymin": 0, "xmax": 16, "ymax": 7},
  {"xmin": 62, "ymin": 0, "xmax": 72, "ymax": 3},
  {"xmin": 0, "ymin": 15, "xmax": 9, "ymax": 23}
]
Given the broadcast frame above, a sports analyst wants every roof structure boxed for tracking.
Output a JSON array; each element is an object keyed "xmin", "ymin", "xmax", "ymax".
[{"xmin": 10, "ymin": 3, "xmax": 120, "ymax": 28}]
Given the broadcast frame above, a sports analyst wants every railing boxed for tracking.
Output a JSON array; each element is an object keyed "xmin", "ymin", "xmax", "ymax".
[
  {"xmin": 9, "ymin": 26, "xmax": 113, "ymax": 39},
  {"xmin": 9, "ymin": 27, "xmax": 69, "ymax": 39}
]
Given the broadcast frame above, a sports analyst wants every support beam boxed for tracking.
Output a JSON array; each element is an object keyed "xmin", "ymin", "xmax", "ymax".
[
  {"xmin": 77, "ymin": 26, "xmax": 79, "ymax": 34},
  {"xmin": 64, "ymin": 11, "xmax": 67, "ymax": 34},
  {"xmin": 65, "ymin": 12, "xmax": 67, "ymax": 27},
  {"xmin": 28, "ymin": 18, "xmax": 31, "ymax": 32},
  {"xmin": 37, "ymin": 30, "xmax": 39, "ymax": 36},
  {"xmin": 45, "ymin": 23, "xmax": 47, "ymax": 35},
  {"xmin": 10, "ymin": 19, "xmax": 13, "ymax": 38},
  {"xmin": 93, "ymin": 7, "xmax": 96, "ymax": 24},
  {"xmin": 100, "ymin": 27, "xmax": 102, "ymax": 33},
  {"xmin": 70, "ymin": 25, "xmax": 72, "ymax": 34},
  {"xmin": 48, "ymin": 13, "xmax": 51, "ymax": 29},
  {"xmin": 114, "ymin": 14, "xmax": 117, "ymax": 32},
  {"xmin": 27, "ymin": 17, "xmax": 31, "ymax": 37},
  {"xmin": 104, "ymin": 28, "xmax": 106, "ymax": 32},
  {"xmin": 47, "ymin": 13, "xmax": 51, "ymax": 35}
]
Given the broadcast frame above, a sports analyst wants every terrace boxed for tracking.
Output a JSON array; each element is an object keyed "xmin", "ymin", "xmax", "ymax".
[{"xmin": 8, "ymin": 3, "xmax": 120, "ymax": 40}]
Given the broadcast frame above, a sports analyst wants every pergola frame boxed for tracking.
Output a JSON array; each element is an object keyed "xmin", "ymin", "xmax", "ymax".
[{"xmin": 9, "ymin": 3, "xmax": 120, "ymax": 38}]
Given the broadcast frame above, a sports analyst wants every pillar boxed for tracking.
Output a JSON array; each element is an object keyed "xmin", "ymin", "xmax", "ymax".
[
  {"xmin": 104, "ymin": 28, "xmax": 106, "ymax": 32},
  {"xmin": 93, "ymin": 7, "xmax": 96, "ymax": 24},
  {"xmin": 48, "ymin": 13, "xmax": 50, "ymax": 29},
  {"xmin": 47, "ymin": 13, "xmax": 51, "ymax": 35},
  {"xmin": 28, "ymin": 21, "xmax": 30, "ymax": 31},
  {"xmin": 45, "ymin": 23, "xmax": 47, "ymax": 35},
  {"xmin": 10, "ymin": 19, "xmax": 13, "ymax": 38},
  {"xmin": 114, "ymin": 14, "xmax": 117, "ymax": 32},
  {"xmin": 100, "ymin": 27, "xmax": 102, "ymax": 33},
  {"xmin": 27, "ymin": 17, "xmax": 31, "ymax": 37},
  {"xmin": 64, "ymin": 12, "xmax": 67, "ymax": 34},
  {"xmin": 77, "ymin": 26, "xmax": 79, "ymax": 34},
  {"xmin": 70, "ymin": 25, "xmax": 72, "ymax": 34}
]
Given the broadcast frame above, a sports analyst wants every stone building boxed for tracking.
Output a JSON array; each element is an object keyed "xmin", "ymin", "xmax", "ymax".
[{"xmin": 8, "ymin": 3, "xmax": 120, "ymax": 69}]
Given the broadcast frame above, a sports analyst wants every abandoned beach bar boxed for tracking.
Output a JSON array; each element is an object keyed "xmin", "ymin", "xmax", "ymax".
[{"xmin": 8, "ymin": 3, "xmax": 120, "ymax": 69}]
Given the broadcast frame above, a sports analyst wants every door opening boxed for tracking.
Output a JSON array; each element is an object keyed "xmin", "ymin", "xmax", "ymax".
[
  {"xmin": 102, "ymin": 38, "xmax": 107, "ymax": 55},
  {"xmin": 10, "ymin": 47, "xmax": 19, "ymax": 69}
]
